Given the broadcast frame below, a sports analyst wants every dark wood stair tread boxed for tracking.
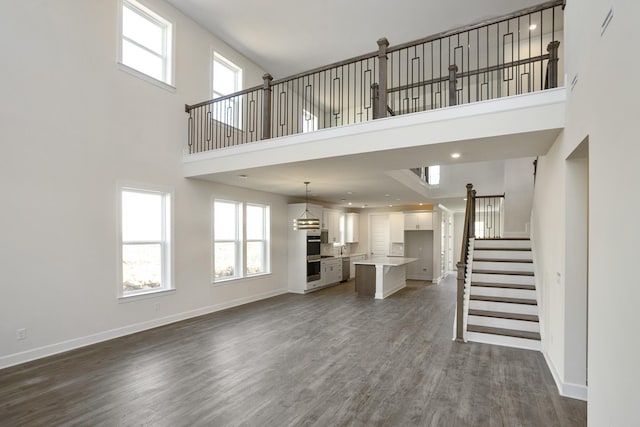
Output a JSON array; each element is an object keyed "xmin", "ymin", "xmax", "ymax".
[
  {"xmin": 467, "ymin": 324, "xmax": 541, "ymax": 340},
  {"xmin": 468, "ymin": 309, "xmax": 539, "ymax": 322},
  {"xmin": 474, "ymin": 247, "xmax": 532, "ymax": 251},
  {"xmin": 470, "ymin": 295, "xmax": 537, "ymax": 305},
  {"xmin": 474, "ymin": 258, "xmax": 533, "ymax": 263},
  {"xmin": 473, "ymin": 269, "xmax": 534, "ymax": 276},
  {"xmin": 471, "ymin": 282, "xmax": 535, "ymax": 290},
  {"xmin": 475, "ymin": 238, "xmax": 530, "ymax": 241}
]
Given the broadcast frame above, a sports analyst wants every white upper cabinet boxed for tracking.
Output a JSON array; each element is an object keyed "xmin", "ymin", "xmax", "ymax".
[
  {"xmin": 323, "ymin": 209, "xmax": 343, "ymax": 244},
  {"xmin": 404, "ymin": 211, "xmax": 433, "ymax": 230},
  {"xmin": 345, "ymin": 213, "xmax": 360, "ymax": 243}
]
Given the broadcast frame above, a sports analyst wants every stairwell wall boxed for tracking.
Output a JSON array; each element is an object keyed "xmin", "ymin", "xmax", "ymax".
[{"xmin": 532, "ymin": 0, "xmax": 640, "ymax": 420}]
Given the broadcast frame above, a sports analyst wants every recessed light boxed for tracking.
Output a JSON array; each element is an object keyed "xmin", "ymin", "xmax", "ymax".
[
  {"xmin": 347, "ymin": 191, "xmax": 353, "ymax": 195},
  {"xmin": 451, "ymin": 153, "xmax": 461, "ymax": 159},
  {"xmin": 463, "ymin": 198, "xmax": 467, "ymax": 201},
  {"xmin": 348, "ymin": 202, "xmax": 352, "ymax": 206},
  {"xmin": 238, "ymin": 174, "xmax": 248, "ymax": 179},
  {"xmin": 341, "ymin": 198, "xmax": 346, "ymax": 202},
  {"xmin": 396, "ymin": 198, "xmax": 400, "ymax": 201},
  {"xmin": 419, "ymin": 203, "xmax": 423, "ymax": 206},
  {"xmin": 529, "ymin": 24, "xmax": 537, "ymax": 30},
  {"xmin": 389, "ymin": 205, "xmax": 393, "ymax": 207},
  {"xmin": 384, "ymin": 194, "xmax": 390, "ymax": 197}
]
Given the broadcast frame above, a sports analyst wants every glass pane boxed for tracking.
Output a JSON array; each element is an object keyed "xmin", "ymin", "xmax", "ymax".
[
  {"xmin": 214, "ymin": 242, "xmax": 237, "ymax": 278},
  {"xmin": 122, "ymin": 39, "xmax": 163, "ymax": 81},
  {"xmin": 122, "ymin": 244, "xmax": 162, "ymax": 292},
  {"xmin": 246, "ymin": 241, "xmax": 264, "ymax": 275},
  {"xmin": 213, "ymin": 60, "xmax": 238, "ymax": 96},
  {"xmin": 123, "ymin": 4, "xmax": 163, "ymax": 54},
  {"xmin": 214, "ymin": 201, "xmax": 237, "ymax": 240},
  {"xmin": 246, "ymin": 205, "xmax": 264, "ymax": 240},
  {"xmin": 122, "ymin": 191, "xmax": 162, "ymax": 241}
]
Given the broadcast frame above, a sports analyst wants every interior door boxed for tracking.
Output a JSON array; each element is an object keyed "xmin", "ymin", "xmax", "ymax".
[{"xmin": 369, "ymin": 214, "xmax": 389, "ymax": 257}]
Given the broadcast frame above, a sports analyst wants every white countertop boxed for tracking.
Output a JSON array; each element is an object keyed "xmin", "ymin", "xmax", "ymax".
[
  {"xmin": 353, "ymin": 256, "xmax": 417, "ymax": 266},
  {"xmin": 320, "ymin": 253, "xmax": 367, "ymax": 260}
]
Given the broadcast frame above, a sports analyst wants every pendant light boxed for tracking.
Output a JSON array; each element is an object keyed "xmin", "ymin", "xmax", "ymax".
[{"xmin": 293, "ymin": 182, "xmax": 320, "ymax": 230}]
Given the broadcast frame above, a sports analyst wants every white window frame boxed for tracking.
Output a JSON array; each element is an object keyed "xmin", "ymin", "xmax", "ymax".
[
  {"xmin": 118, "ymin": 0, "xmax": 174, "ymax": 88},
  {"xmin": 212, "ymin": 52, "xmax": 243, "ymax": 128},
  {"xmin": 118, "ymin": 184, "xmax": 174, "ymax": 299},
  {"xmin": 212, "ymin": 199, "xmax": 271, "ymax": 284},
  {"xmin": 213, "ymin": 200, "xmax": 243, "ymax": 282},
  {"xmin": 302, "ymin": 109, "xmax": 318, "ymax": 133},
  {"xmin": 245, "ymin": 203, "xmax": 271, "ymax": 277}
]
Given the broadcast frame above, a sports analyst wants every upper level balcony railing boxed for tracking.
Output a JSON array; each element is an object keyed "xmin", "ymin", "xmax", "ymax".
[{"xmin": 185, "ymin": 0, "xmax": 564, "ymax": 154}]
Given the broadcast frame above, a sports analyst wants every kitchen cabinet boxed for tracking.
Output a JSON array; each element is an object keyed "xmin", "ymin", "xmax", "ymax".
[
  {"xmin": 404, "ymin": 212, "xmax": 433, "ymax": 230},
  {"xmin": 345, "ymin": 213, "xmax": 360, "ymax": 243},
  {"xmin": 323, "ymin": 209, "xmax": 343, "ymax": 244},
  {"xmin": 322, "ymin": 258, "xmax": 342, "ymax": 285},
  {"xmin": 350, "ymin": 254, "xmax": 366, "ymax": 279},
  {"xmin": 389, "ymin": 212, "xmax": 404, "ymax": 242}
]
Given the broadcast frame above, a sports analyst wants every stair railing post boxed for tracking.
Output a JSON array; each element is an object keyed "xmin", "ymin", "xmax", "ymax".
[
  {"xmin": 376, "ymin": 38, "xmax": 389, "ymax": 119},
  {"xmin": 261, "ymin": 73, "xmax": 273, "ymax": 140},
  {"xmin": 371, "ymin": 83, "xmax": 380, "ymax": 120},
  {"xmin": 456, "ymin": 183, "xmax": 474, "ymax": 342},
  {"xmin": 546, "ymin": 41, "xmax": 560, "ymax": 89},
  {"xmin": 448, "ymin": 65, "xmax": 458, "ymax": 106}
]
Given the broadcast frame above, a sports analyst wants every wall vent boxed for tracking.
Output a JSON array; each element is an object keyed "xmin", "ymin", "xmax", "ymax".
[{"xmin": 601, "ymin": 8, "xmax": 613, "ymax": 36}]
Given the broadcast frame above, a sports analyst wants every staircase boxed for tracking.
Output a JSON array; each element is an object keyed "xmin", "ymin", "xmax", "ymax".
[{"xmin": 466, "ymin": 238, "xmax": 540, "ymax": 351}]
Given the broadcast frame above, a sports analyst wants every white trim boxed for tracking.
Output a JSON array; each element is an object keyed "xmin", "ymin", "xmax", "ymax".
[
  {"xmin": 117, "ymin": 62, "xmax": 176, "ymax": 92},
  {"xmin": 543, "ymin": 350, "xmax": 588, "ymax": 401},
  {"xmin": 0, "ymin": 288, "xmax": 287, "ymax": 370},
  {"xmin": 375, "ymin": 281, "xmax": 406, "ymax": 299}
]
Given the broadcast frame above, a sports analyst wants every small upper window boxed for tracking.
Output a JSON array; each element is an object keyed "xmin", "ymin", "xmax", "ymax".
[
  {"xmin": 302, "ymin": 109, "xmax": 318, "ymax": 133},
  {"xmin": 120, "ymin": 0, "xmax": 173, "ymax": 85},
  {"xmin": 212, "ymin": 53, "xmax": 242, "ymax": 99},
  {"xmin": 427, "ymin": 165, "xmax": 440, "ymax": 185}
]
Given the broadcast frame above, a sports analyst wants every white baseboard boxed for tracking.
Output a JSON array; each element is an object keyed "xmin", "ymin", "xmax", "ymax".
[
  {"xmin": 542, "ymin": 349, "xmax": 588, "ymax": 401},
  {"xmin": 0, "ymin": 288, "xmax": 288, "ymax": 370},
  {"xmin": 375, "ymin": 281, "xmax": 406, "ymax": 299}
]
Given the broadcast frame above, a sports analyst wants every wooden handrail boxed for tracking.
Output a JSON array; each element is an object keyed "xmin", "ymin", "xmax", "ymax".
[{"xmin": 456, "ymin": 183, "xmax": 475, "ymax": 342}]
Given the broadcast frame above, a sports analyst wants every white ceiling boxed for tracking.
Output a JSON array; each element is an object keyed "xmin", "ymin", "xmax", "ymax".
[
  {"xmin": 165, "ymin": 0, "xmax": 546, "ymax": 78},
  {"xmin": 170, "ymin": 0, "xmax": 555, "ymax": 209}
]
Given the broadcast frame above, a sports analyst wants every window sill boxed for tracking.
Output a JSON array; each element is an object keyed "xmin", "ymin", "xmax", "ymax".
[
  {"xmin": 117, "ymin": 62, "xmax": 176, "ymax": 93},
  {"xmin": 118, "ymin": 288, "xmax": 176, "ymax": 303},
  {"xmin": 212, "ymin": 272, "xmax": 272, "ymax": 287}
]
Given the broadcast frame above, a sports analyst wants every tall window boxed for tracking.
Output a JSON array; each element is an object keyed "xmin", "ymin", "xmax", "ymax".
[
  {"xmin": 120, "ymin": 0, "xmax": 173, "ymax": 85},
  {"xmin": 213, "ymin": 200, "xmax": 270, "ymax": 282},
  {"xmin": 213, "ymin": 200, "xmax": 242, "ymax": 280},
  {"xmin": 246, "ymin": 204, "xmax": 270, "ymax": 275},
  {"xmin": 120, "ymin": 186, "xmax": 172, "ymax": 297},
  {"xmin": 212, "ymin": 53, "xmax": 242, "ymax": 127}
]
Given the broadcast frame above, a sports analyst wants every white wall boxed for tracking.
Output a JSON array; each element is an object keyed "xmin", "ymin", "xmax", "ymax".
[
  {"xmin": 0, "ymin": 0, "xmax": 287, "ymax": 368},
  {"xmin": 532, "ymin": 0, "xmax": 640, "ymax": 421},
  {"xmin": 503, "ymin": 157, "xmax": 535, "ymax": 236}
]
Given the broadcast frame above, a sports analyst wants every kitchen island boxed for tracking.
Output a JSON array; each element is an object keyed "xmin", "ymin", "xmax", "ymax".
[{"xmin": 353, "ymin": 257, "xmax": 418, "ymax": 299}]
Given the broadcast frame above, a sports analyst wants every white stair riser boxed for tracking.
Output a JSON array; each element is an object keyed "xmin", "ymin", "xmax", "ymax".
[
  {"xmin": 473, "ymin": 250, "xmax": 532, "ymax": 260},
  {"xmin": 468, "ymin": 315, "xmax": 540, "ymax": 332},
  {"xmin": 474, "ymin": 240, "xmax": 531, "ymax": 249},
  {"xmin": 469, "ymin": 300, "xmax": 538, "ymax": 315},
  {"xmin": 473, "ymin": 261, "xmax": 534, "ymax": 272},
  {"xmin": 472, "ymin": 273, "xmax": 534, "ymax": 285},
  {"xmin": 470, "ymin": 286, "xmax": 536, "ymax": 300},
  {"xmin": 466, "ymin": 332, "xmax": 541, "ymax": 351}
]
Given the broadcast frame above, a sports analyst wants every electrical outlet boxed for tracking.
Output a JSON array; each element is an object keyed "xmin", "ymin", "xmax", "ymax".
[{"xmin": 16, "ymin": 328, "xmax": 27, "ymax": 340}]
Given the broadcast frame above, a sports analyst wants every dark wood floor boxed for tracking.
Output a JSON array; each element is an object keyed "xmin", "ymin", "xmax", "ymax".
[{"xmin": 0, "ymin": 276, "xmax": 586, "ymax": 426}]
